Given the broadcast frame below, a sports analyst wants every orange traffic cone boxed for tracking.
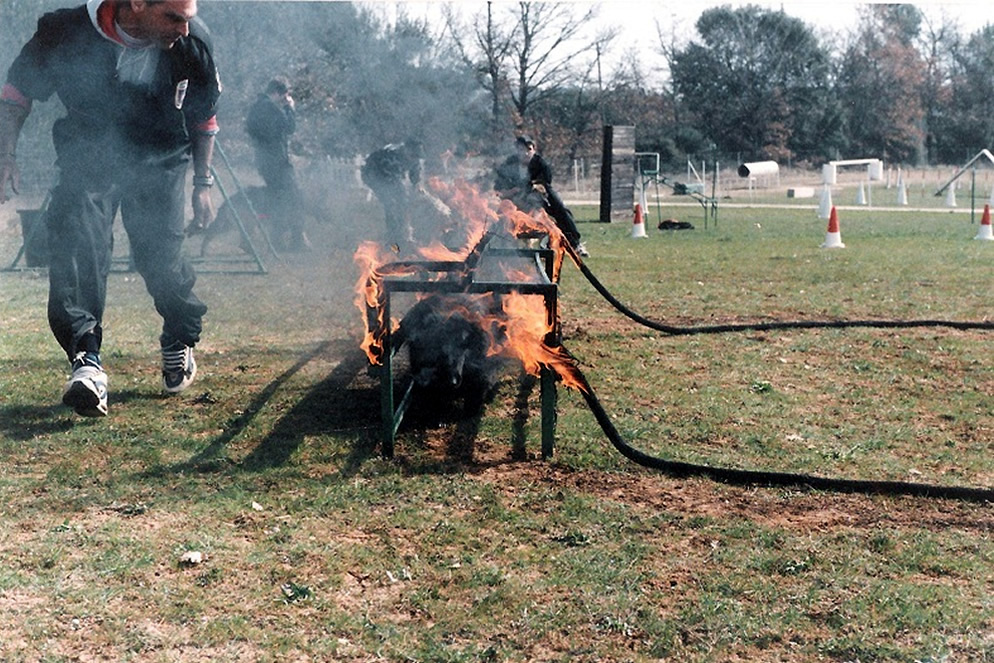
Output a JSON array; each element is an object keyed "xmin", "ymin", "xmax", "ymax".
[
  {"xmin": 975, "ymin": 204, "xmax": 994, "ymax": 241},
  {"xmin": 631, "ymin": 202, "xmax": 647, "ymax": 238},
  {"xmin": 820, "ymin": 206, "xmax": 845, "ymax": 248}
]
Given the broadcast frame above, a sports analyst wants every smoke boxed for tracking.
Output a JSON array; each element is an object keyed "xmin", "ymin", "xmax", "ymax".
[{"xmin": 198, "ymin": 2, "xmax": 493, "ymax": 163}]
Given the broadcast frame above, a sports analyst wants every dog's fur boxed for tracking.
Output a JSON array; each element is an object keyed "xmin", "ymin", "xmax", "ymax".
[{"xmin": 395, "ymin": 294, "xmax": 509, "ymax": 415}]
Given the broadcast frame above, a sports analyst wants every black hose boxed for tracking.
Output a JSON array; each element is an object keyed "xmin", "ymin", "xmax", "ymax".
[
  {"xmin": 557, "ymin": 245, "xmax": 994, "ymax": 502},
  {"xmin": 564, "ymin": 245, "xmax": 994, "ymax": 335},
  {"xmin": 574, "ymin": 370, "xmax": 994, "ymax": 502}
]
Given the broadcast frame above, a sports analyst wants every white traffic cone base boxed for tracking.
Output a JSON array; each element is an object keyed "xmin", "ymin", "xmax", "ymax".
[
  {"xmin": 975, "ymin": 204, "xmax": 993, "ymax": 240},
  {"xmin": 821, "ymin": 231, "xmax": 845, "ymax": 248}
]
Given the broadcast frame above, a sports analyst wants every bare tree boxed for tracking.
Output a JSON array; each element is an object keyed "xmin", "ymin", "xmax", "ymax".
[
  {"xmin": 443, "ymin": 2, "xmax": 516, "ymax": 142},
  {"xmin": 443, "ymin": 0, "xmax": 613, "ymax": 144},
  {"xmin": 509, "ymin": 2, "xmax": 608, "ymax": 121}
]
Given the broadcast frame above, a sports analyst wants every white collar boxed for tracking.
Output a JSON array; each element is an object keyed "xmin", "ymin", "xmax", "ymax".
[{"xmin": 87, "ymin": 0, "xmax": 153, "ymax": 49}]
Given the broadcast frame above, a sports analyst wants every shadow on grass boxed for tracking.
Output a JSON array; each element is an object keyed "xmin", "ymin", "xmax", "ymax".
[
  {"xmin": 141, "ymin": 338, "xmax": 380, "ymax": 477},
  {"xmin": 139, "ymin": 340, "xmax": 544, "ymax": 479},
  {"xmin": 0, "ymin": 403, "xmax": 77, "ymax": 440},
  {"xmin": 385, "ymin": 373, "xmax": 539, "ymax": 475},
  {"xmin": 240, "ymin": 342, "xmax": 379, "ymax": 471}
]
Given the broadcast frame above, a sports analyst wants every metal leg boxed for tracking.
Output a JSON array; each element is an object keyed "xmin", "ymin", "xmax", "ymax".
[
  {"xmin": 540, "ymin": 365, "xmax": 557, "ymax": 459},
  {"xmin": 380, "ymin": 296, "xmax": 395, "ymax": 458}
]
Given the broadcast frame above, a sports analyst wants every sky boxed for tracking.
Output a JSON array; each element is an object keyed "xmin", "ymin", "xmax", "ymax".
[{"xmin": 388, "ymin": 1, "xmax": 994, "ymax": 86}]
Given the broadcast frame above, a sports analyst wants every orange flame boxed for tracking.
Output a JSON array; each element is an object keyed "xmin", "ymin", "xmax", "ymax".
[
  {"xmin": 354, "ymin": 178, "xmax": 578, "ymax": 388},
  {"xmin": 353, "ymin": 240, "xmax": 420, "ymax": 364},
  {"xmin": 497, "ymin": 292, "xmax": 586, "ymax": 392}
]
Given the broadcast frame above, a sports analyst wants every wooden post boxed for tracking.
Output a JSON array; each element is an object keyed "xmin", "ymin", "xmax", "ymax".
[{"xmin": 599, "ymin": 125, "xmax": 635, "ymax": 223}]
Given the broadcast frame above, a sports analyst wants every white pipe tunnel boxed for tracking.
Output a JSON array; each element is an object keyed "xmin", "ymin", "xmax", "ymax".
[{"xmin": 737, "ymin": 161, "xmax": 779, "ymax": 178}]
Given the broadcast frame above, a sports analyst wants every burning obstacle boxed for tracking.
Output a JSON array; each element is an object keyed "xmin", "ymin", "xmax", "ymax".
[
  {"xmin": 396, "ymin": 293, "xmax": 510, "ymax": 416},
  {"xmin": 355, "ymin": 178, "xmax": 579, "ymax": 458},
  {"xmin": 358, "ymin": 234, "xmax": 562, "ymax": 458}
]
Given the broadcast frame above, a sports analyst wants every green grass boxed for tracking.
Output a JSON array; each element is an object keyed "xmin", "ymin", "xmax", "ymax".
[{"xmin": 1, "ymin": 196, "xmax": 993, "ymax": 661}]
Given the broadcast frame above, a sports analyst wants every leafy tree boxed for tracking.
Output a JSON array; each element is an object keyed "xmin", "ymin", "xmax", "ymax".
[
  {"xmin": 938, "ymin": 24, "xmax": 994, "ymax": 163},
  {"xmin": 669, "ymin": 5, "xmax": 840, "ymax": 163},
  {"xmin": 670, "ymin": 6, "xmax": 841, "ymax": 162},
  {"xmin": 835, "ymin": 5, "xmax": 927, "ymax": 163}
]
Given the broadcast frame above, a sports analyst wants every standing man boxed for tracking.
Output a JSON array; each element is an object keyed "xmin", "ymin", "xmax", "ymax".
[
  {"xmin": 0, "ymin": 0, "xmax": 222, "ymax": 417},
  {"xmin": 360, "ymin": 139, "xmax": 424, "ymax": 253},
  {"xmin": 515, "ymin": 135, "xmax": 589, "ymax": 257},
  {"xmin": 245, "ymin": 76, "xmax": 309, "ymax": 251}
]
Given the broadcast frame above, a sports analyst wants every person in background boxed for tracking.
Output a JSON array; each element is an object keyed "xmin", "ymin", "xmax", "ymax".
[
  {"xmin": 244, "ymin": 75, "xmax": 309, "ymax": 251},
  {"xmin": 514, "ymin": 135, "xmax": 589, "ymax": 257},
  {"xmin": 0, "ymin": 0, "xmax": 221, "ymax": 417},
  {"xmin": 360, "ymin": 139, "xmax": 424, "ymax": 253}
]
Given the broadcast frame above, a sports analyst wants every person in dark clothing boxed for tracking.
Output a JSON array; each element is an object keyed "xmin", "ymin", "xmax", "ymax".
[
  {"xmin": 509, "ymin": 135, "xmax": 589, "ymax": 257},
  {"xmin": 493, "ymin": 152, "xmax": 537, "ymax": 211},
  {"xmin": 361, "ymin": 140, "xmax": 424, "ymax": 253},
  {"xmin": 0, "ymin": 0, "xmax": 221, "ymax": 417},
  {"xmin": 244, "ymin": 75, "xmax": 309, "ymax": 251}
]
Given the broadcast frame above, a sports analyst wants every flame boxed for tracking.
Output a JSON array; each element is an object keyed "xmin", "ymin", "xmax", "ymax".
[
  {"xmin": 353, "ymin": 240, "xmax": 420, "ymax": 364},
  {"xmin": 497, "ymin": 292, "xmax": 586, "ymax": 392},
  {"xmin": 419, "ymin": 177, "xmax": 493, "ymax": 260},
  {"xmin": 354, "ymin": 177, "xmax": 579, "ymax": 388}
]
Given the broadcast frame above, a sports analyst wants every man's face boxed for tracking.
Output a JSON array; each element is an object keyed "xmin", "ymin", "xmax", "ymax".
[
  {"xmin": 518, "ymin": 143, "xmax": 535, "ymax": 164},
  {"xmin": 270, "ymin": 89, "xmax": 292, "ymax": 105},
  {"xmin": 135, "ymin": 0, "xmax": 198, "ymax": 49}
]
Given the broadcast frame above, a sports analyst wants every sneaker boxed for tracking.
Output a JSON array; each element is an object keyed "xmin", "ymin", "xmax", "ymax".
[
  {"xmin": 162, "ymin": 342, "xmax": 197, "ymax": 393},
  {"xmin": 62, "ymin": 352, "xmax": 108, "ymax": 417},
  {"xmin": 576, "ymin": 242, "xmax": 590, "ymax": 257}
]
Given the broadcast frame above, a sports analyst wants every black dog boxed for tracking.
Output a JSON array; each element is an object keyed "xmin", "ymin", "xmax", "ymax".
[
  {"xmin": 395, "ymin": 294, "xmax": 510, "ymax": 416},
  {"xmin": 658, "ymin": 218, "xmax": 695, "ymax": 231}
]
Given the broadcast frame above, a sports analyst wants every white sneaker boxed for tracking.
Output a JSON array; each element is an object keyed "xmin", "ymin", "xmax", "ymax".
[
  {"xmin": 576, "ymin": 242, "xmax": 590, "ymax": 257},
  {"xmin": 62, "ymin": 352, "xmax": 108, "ymax": 417},
  {"xmin": 162, "ymin": 342, "xmax": 197, "ymax": 393}
]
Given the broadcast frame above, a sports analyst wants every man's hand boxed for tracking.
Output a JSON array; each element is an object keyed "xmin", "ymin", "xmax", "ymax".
[
  {"xmin": 191, "ymin": 186, "xmax": 214, "ymax": 231},
  {"xmin": 0, "ymin": 155, "xmax": 19, "ymax": 204},
  {"xmin": 0, "ymin": 101, "xmax": 31, "ymax": 204}
]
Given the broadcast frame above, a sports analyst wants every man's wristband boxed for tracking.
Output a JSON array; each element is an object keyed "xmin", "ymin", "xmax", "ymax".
[{"xmin": 192, "ymin": 174, "xmax": 214, "ymax": 188}]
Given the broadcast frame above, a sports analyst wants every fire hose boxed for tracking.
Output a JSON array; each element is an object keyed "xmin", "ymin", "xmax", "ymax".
[
  {"xmin": 566, "ymin": 246, "xmax": 994, "ymax": 335},
  {"xmin": 557, "ymin": 244, "xmax": 994, "ymax": 502}
]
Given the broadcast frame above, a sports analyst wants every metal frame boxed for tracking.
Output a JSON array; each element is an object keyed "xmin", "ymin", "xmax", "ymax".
[
  {"xmin": 635, "ymin": 151, "xmax": 719, "ymax": 228},
  {"xmin": 6, "ymin": 141, "xmax": 272, "ymax": 275},
  {"xmin": 367, "ymin": 237, "xmax": 560, "ymax": 459}
]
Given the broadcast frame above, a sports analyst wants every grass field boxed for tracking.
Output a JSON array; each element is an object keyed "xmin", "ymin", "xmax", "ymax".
[{"xmin": 1, "ymin": 185, "xmax": 992, "ymax": 662}]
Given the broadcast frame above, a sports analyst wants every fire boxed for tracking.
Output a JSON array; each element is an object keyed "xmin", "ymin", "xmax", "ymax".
[
  {"xmin": 353, "ymin": 241, "xmax": 389, "ymax": 364},
  {"xmin": 497, "ymin": 292, "xmax": 586, "ymax": 392},
  {"xmin": 354, "ymin": 177, "xmax": 582, "ymax": 389}
]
